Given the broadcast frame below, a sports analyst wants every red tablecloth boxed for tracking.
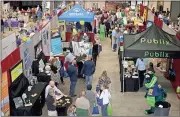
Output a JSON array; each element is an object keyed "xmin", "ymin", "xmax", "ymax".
[
  {"xmin": 45, "ymin": 56, "xmax": 65, "ymax": 64},
  {"xmin": 125, "ymin": 25, "xmax": 146, "ymax": 32}
]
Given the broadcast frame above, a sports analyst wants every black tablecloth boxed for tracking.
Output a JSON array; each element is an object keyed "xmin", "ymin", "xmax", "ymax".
[
  {"xmin": 56, "ymin": 96, "xmax": 73, "ymax": 116},
  {"xmin": 37, "ymin": 72, "xmax": 51, "ymax": 83},
  {"xmin": 121, "ymin": 78, "xmax": 139, "ymax": 92},
  {"xmin": 12, "ymin": 82, "xmax": 47, "ymax": 116}
]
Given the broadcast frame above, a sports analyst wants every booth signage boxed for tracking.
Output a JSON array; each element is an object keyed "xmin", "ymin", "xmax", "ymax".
[
  {"xmin": 69, "ymin": 8, "xmax": 83, "ymax": 16},
  {"xmin": 140, "ymin": 38, "xmax": 170, "ymax": 45},
  {"xmin": 144, "ymin": 51, "xmax": 169, "ymax": 58}
]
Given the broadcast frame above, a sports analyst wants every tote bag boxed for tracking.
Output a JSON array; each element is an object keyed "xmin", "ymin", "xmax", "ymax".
[
  {"xmin": 107, "ymin": 102, "xmax": 113, "ymax": 116},
  {"xmin": 113, "ymin": 44, "xmax": 117, "ymax": 49},
  {"xmin": 92, "ymin": 103, "xmax": 99, "ymax": 115}
]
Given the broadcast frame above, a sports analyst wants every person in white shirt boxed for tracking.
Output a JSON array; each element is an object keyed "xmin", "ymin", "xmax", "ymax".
[
  {"xmin": 158, "ymin": 12, "xmax": 163, "ymax": 20},
  {"xmin": 136, "ymin": 58, "xmax": 146, "ymax": 87},
  {"xmin": 97, "ymin": 84, "xmax": 111, "ymax": 116},
  {"xmin": 45, "ymin": 81, "xmax": 66, "ymax": 98}
]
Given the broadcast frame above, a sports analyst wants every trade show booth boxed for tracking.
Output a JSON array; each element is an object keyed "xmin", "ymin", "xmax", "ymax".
[{"xmin": 120, "ymin": 23, "xmax": 180, "ymax": 92}]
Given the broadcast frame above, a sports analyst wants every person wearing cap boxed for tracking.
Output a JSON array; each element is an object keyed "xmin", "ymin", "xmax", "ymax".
[{"xmin": 67, "ymin": 58, "xmax": 78, "ymax": 97}]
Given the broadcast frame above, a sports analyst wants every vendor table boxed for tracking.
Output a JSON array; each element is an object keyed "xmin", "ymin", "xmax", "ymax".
[
  {"xmin": 11, "ymin": 82, "xmax": 47, "ymax": 116},
  {"xmin": 121, "ymin": 78, "xmax": 139, "ymax": 92},
  {"xmin": 4, "ymin": 20, "xmax": 19, "ymax": 28},
  {"xmin": 37, "ymin": 72, "xmax": 51, "ymax": 83},
  {"xmin": 56, "ymin": 96, "xmax": 73, "ymax": 116}
]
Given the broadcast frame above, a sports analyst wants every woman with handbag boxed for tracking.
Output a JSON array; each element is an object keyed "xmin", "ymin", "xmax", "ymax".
[
  {"xmin": 96, "ymin": 71, "xmax": 111, "ymax": 94},
  {"xmin": 96, "ymin": 84, "xmax": 111, "ymax": 116}
]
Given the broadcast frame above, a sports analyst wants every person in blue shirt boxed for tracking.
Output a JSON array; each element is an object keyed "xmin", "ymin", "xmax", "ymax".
[
  {"xmin": 81, "ymin": 55, "xmax": 96, "ymax": 89},
  {"xmin": 67, "ymin": 59, "xmax": 78, "ymax": 97},
  {"xmin": 136, "ymin": 58, "xmax": 146, "ymax": 87},
  {"xmin": 76, "ymin": 22, "xmax": 81, "ymax": 31},
  {"xmin": 111, "ymin": 27, "xmax": 119, "ymax": 51},
  {"xmin": 37, "ymin": 8, "xmax": 42, "ymax": 21}
]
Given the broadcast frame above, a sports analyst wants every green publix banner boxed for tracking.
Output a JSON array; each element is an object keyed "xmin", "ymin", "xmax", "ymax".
[
  {"xmin": 140, "ymin": 38, "xmax": 170, "ymax": 45},
  {"xmin": 144, "ymin": 51, "xmax": 169, "ymax": 58},
  {"xmin": 141, "ymin": 38, "xmax": 170, "ymax": 58}
]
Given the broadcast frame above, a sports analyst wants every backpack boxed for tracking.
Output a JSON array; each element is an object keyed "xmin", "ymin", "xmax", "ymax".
[{"xmin": 60, "ymin": 66, "xmax": 65, "ymax": 77}]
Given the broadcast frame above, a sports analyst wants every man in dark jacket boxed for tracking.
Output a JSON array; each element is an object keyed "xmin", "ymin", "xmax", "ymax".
[
  {"xmin": 67, "ymin": 59, "xmax": 78, "ymax": 97},
  {"xmin": 105, "ymin": 21, "xmax": 111, "ymax": 37},
  {"xmin": 92, "ymin": 42, "xmax": 99, "ymax": 66},
  {"xmin": 81, "ymin": 55, "xmax": 95, "ymax": 89}
]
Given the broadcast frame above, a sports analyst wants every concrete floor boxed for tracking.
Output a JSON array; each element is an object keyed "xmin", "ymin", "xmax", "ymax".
[{"xmin": 42, "ymin": 38, "xmax": 180, "ymax": 116}]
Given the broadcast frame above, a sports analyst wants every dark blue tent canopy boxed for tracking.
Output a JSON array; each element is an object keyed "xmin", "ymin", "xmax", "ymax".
[{"xmin": 58, "ymin": 4, "xmax": 94, "ymax": 22}]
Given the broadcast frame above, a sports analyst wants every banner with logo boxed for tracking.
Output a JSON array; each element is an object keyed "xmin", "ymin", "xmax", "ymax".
[
  {"xmin": 1, "ymin": 71, "xmax": 10, "ymax": 116},
  {"xmin": 123, "ymin": 24, "xmax": 180, "ymax": 58},
  {"xmin": 124, "ymin": 50, "xmax": 180, "ymax": 58}
]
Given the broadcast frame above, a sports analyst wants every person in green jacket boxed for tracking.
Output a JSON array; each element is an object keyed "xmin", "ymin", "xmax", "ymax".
[
  {"xmin": 75, "ymin": 90, "xmax": 91, "ymax": 116},
  {"xmin": 100, "ymin": 23, "xmax": 105, "ymax": 41},
  {"xmin": 144, "ymin": 71, "xmax": 167, "ymax": 115}
]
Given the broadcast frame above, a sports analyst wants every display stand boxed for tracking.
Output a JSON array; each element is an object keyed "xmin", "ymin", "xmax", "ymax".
[{"xmin": 119, "ymin": 50, "xmax": 139, "ymax": 93}]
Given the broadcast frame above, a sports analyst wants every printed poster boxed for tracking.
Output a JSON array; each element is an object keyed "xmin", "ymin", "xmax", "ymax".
[
  {"xmin": 58, "ymin": 20, "xmax": 66, "ymax": 41},
  {"xmin": 1, "ymin": 71, "xmax": 10, "ymax": 116},
  {"xmin": 24, "ymin": 48, "xmax": 31, "ymax": 70},
  {"xmin": 42, "ymin": 23, "xmax": 51, "ymax": 56},
  {"xmin": 51, "ymin": 37, "xmax": 63, "ymax": 56}
]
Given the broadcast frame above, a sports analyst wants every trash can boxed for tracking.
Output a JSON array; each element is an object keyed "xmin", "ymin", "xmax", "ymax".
[{"xmin": 154, "ymin": 101, "xmax": 171, "ymax": 116}]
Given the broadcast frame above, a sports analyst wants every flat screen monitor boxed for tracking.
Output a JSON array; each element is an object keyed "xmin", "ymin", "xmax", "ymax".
[{"xmin": 9, "ymin": 60, "xmax": 23, "ymax": 83}]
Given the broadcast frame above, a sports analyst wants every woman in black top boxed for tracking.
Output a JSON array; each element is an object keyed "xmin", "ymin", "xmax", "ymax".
[
  {"xmin": 46, "ymin": 88, "xmax": 57, "ymax": 116},
  {"xmin": 1, "ymin": 19, "xmax": 4, "ymax": 33},
  {"xmin": 92, "ymin": 42, "xmax": 99, "ymax": 66},
  {"xmin": 105, "ymin": 21, "xmax": 111, "ymax": 37}
]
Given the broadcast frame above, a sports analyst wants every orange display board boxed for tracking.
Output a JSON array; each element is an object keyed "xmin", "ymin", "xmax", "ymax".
[{"xmin": 1, "ymin": 71, "xmax": 10, "ymax": 116}]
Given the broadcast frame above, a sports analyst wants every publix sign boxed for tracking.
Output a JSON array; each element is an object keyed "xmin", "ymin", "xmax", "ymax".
[
  {"xmin": 69, "ymin": 8, "xmax": 83, "ymax": 16},
  {"xmin": 144, "ymin": 51, "xmax": 169, "ymax": 58},
  {"xmin": 140, "ymin": 38, "xmax": 170, "ymax": 45}
]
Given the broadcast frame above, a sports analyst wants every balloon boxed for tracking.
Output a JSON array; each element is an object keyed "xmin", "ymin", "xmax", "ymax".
[
  {"xmin": 80, "ymin": 20, "xmax": 84, "ymax": 25},
  {"xmin": 16, "ymin": 39, "xmax": 21, "ymax": 46},
  {"xmin": 73, "ymin": 28, "xmax": 77, "ymax": 35},
  {"xmin": 22, "ymin": 36, "xmax": 28, "ymax": 42},
  {"xmin": 26, "ymin": 39, "xmax": 31, "ymax": 44}
]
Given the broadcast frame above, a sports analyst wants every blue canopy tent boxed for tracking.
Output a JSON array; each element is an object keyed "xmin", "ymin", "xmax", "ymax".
[{"xmin": 58, "ymin": 4, "xmax": 94, "ymax": 22}]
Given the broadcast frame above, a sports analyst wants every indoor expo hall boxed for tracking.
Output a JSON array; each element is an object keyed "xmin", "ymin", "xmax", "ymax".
[{"xmin": 40, "ymin": 38, "xmax": 180, "ymax": 116}]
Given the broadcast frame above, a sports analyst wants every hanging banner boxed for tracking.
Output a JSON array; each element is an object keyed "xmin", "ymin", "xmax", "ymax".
[
  {"xmin": 143, "ymin": 7, "xmax": 148, "ymax": 22},
  {"xmin": 41, "ymin": 22, "xmax": 51, "ymax": 56},
  {"xmin": 51, "ymin": 37, "xmax": 63, "ymax": 56},
  {"xmin": 2, "ymin": 33, "xmax": 17, "ymax": 60},
  {"xmin": 1, "ymin": 71, "xmax": 10, "ymax": 116},
  {"xmin": 58, "ymin": 20, "xmax": 66, "ymax": 41}
]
